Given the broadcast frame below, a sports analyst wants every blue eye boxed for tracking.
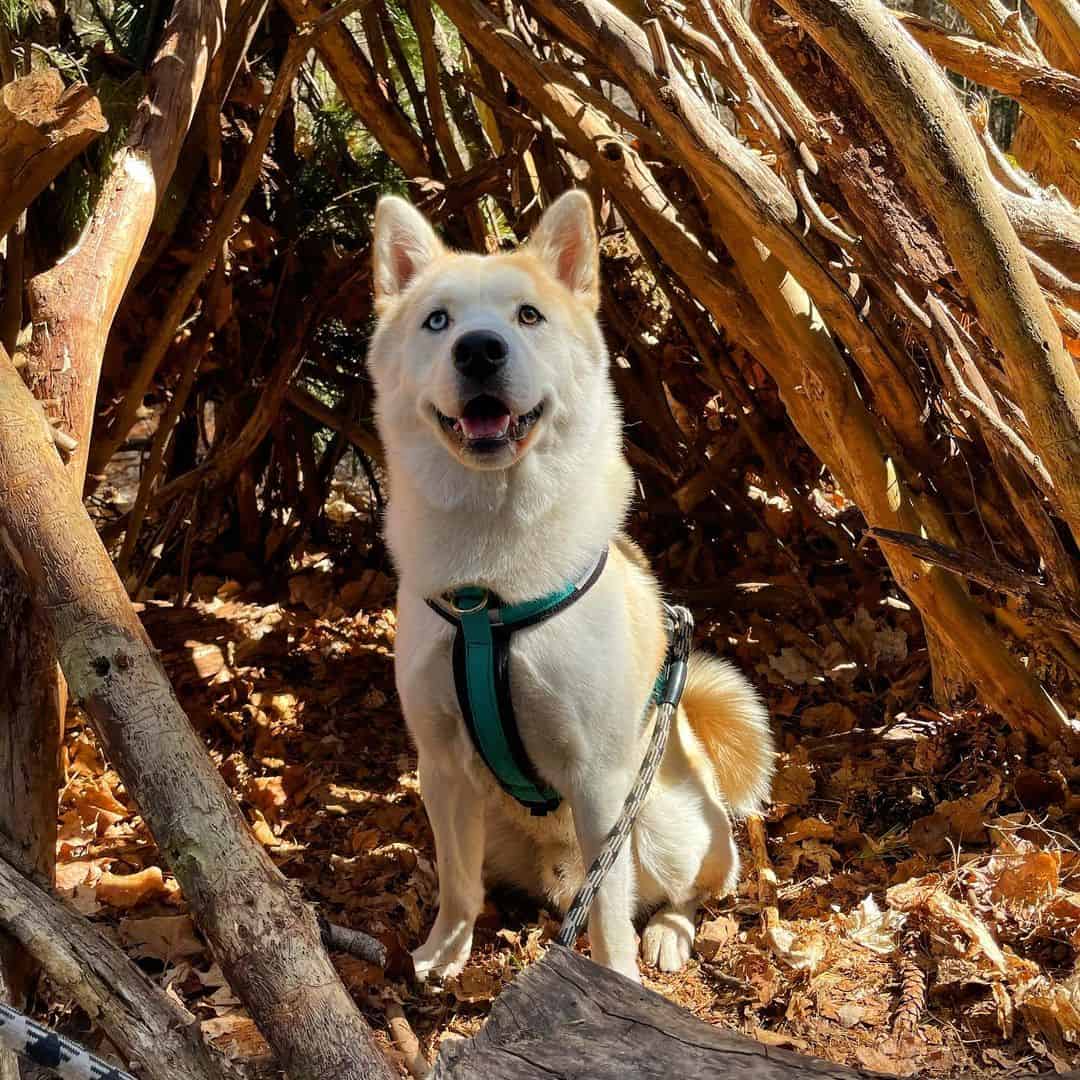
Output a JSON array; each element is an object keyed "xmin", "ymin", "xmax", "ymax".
[
  {"xmin": 423, "ymin": 309, "xmax": 450, "ymax": 332},
  {"xmin": 518, "ymin": 303, "xmax": 544, "ymax": 326}
]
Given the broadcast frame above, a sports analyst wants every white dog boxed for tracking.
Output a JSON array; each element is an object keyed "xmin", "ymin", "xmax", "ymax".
[{"xmin": 368, "ymin": 190, "xmax": 774, "ymax": 983}]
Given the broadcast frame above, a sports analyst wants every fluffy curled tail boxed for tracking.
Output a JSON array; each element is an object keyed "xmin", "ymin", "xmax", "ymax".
[{"xmin": 681, "ymin": 652, "xmax": 775, "ymax": 817}]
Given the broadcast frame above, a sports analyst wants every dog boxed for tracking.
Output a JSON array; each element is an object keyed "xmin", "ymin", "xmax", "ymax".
[{"xmin": 368, "ymin": 189, "xmax": 774, "ymax": 983}]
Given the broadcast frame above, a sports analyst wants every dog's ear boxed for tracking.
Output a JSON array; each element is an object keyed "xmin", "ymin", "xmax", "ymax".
[
  {"xmin": 528, "ymin": 190, "xmax": 599, "ymax": 309},
  {"xmin": 373, "ymin": 195, "xmax": 443, "ymax": 309}
]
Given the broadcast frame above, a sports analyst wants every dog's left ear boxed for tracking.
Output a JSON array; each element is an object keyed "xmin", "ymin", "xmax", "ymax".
[
  {"xmin": 373, "ymin": 195, "xmax": 443, "ymax": 311},
  {"xmin": 528, "ymin": 191, "xmax": 599, "ymax": 309}
]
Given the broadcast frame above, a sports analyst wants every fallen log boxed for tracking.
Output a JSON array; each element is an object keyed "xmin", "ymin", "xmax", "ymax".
[
  {"xmin": 0, "ymin": 348, "xmax": 395, "ymax": 1080},
  {"xmin": 0, "ymin": 844, "xmax": 228, "ymax": 1080},
  {"xmin": 436, "ymin": 946, "xmax": 1080, "ymax": 1079}
]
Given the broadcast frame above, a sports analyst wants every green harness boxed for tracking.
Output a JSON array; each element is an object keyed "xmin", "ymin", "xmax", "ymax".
[
  {"xmin": 427, "ymin": 547, "xmax": 676, "ymax": 815},
  {"xmin": 426, "ymin": 549, "xmax": 610, "ymax": 814}
]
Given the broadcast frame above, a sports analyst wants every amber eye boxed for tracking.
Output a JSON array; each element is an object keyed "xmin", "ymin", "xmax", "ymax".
[
  {"xmin": 423, "ymin": 309, "xmax": 450, "ymax": 332},
  {"xmin": 518, "ymin": 303, "xmax": 544, "ymax": 326}
]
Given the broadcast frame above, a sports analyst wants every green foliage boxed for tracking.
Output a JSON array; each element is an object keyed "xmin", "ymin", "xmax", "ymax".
[
  {"xmin": 293, "ymin": 99, "xmax": 406, "ymax": 248},
  {"xmin": 74, "ymin": 0, "xmax": 170, "ymax": 67},
  {"xmin": 0, "ymin": 0, "xmax": 36, "ymax": 33}
]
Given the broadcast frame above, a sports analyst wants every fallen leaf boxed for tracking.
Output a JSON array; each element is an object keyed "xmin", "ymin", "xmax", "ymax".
[
  {"xmin": 120, "ymin": 914, "xmax": 204, "ymax": 961},
  {"xmin": 96, "ymin": 866, "xmax": 168, "ymax": 910},
  {"xmin": 773, "ymin": 763, "xmax": 815, "ymax": 808},
  {"xmin": 842, "ymin": 895, "xmax": 906, "ymax": 955},
  {"xmin": 696, "ymin": 914, "xmax": 739, "ymax": 960}
]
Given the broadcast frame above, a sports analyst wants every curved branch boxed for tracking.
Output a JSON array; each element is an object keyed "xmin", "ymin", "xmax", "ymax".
[
  {"xmin": 895, "ymin": 10, "xmax": 1080, "ymax": 180},
  {"xmin": 779, "ymin": 0, "xmax": 1080, "ymax": 551}
]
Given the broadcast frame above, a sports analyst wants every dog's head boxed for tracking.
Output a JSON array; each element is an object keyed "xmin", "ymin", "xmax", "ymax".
[{"xmin": 369, "ymin": 191, "xmax": 606, "ymax": 476}]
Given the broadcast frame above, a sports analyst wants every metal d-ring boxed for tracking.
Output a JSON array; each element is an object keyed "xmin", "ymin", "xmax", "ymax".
[{"xmin": 448, "ymin": 589, "xmax": 489, "ymax": 615}]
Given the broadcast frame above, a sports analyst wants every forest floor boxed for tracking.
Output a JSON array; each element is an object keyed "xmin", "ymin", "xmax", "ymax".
[{"xmin": 52, "ymin": 469, "xmax": 1080, "ymax": 1079}]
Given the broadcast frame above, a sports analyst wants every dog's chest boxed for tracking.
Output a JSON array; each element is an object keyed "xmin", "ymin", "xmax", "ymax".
[{"xmin": 394, "ymin": 587, "xmax": 636, "ymax": 782}]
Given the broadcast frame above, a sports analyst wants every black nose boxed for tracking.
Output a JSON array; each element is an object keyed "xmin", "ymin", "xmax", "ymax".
[{"xmin": 453, "ymin": 330, "xmax": 508, "ymax": 381}]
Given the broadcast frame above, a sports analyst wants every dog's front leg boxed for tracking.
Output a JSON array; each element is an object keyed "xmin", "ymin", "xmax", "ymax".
[
  {"xmin": 567, "ymin": 771, "xmax": 640, "ymax": 982},
  {"xmin": 412, "ymin": 752, "xmax": 485, "ymax": 982}
]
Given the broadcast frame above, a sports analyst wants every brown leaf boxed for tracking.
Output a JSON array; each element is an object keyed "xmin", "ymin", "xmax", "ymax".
[
  {"xmin": 772, "ymin": 763, "xmax": 815, "ymax": 808},
  {"xmin": 696, "ymin": 914, "xmax": 739, "ymax": 960},
  {"xmin": 96, "ymin": 866, "xmax": 168, "ymax": 910},
  {"xmin": 990, "ymin": 850, "xmax": 1060, "ymax": 910},
  {"xmin": 120, "ymin": 914, "xmax": 204, "ymax": 961}
]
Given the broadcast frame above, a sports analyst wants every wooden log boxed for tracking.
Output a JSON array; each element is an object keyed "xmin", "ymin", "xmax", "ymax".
[
  {"xmin": 999, "ymin": 187, "xmax": 1080, "ymax": 281},
  {"xmin": 0, "ymin": 70, "xmax": 106, "ymax": 239},
  {"xmin": 1027, "ymin": 0, "xmax": 1080, "ymax": 72},
  {"xmin": 0, "ymin": 348, "xmax": 396, "ymax": 1080},
  {"xmin": 533, "ymin": 0, "xmax": 934, "ymax": 469},
  {"xmin": 0, "ymin": 845, "xmax": 228, "ymax": 1080},
  {"xmin": 0, "ymin": 45, "xmax": 99, "ymax": 1080},
  {"xmin": 943, "ymin": 0, "xmax": 1043, "ymax": 61},
  {"xmin": 436, "ymin": 946, "xmax": 1080, "ymax": 1079},
  {"xmin": 2, "ymin": 7, "xmax": 220, "ymax": 1049},
  {"xmin": 22, "ymin": 0, "xmax": 224, "ymax": 488},
  {"xmin": 445, "ymin": 0, "xmax": 1077, "ymax": 753},
  {"xmin": 437, "ymin": 0, "xmax": 776, "ymax": 364},
  {"xmin": 895, "ymin": 10, "xmax": 1080, "ymax": 117}
]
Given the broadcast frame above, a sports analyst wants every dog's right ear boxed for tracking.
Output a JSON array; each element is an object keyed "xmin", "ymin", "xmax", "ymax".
[{"xmin": 373, "ymin": 195, "xmax": 443, "ymax": 310}]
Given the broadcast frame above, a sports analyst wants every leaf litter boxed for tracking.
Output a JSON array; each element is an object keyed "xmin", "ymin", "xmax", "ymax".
[{"xmin": 46, "ymin": 488, "xmax": 1080, "ymax": 1078}]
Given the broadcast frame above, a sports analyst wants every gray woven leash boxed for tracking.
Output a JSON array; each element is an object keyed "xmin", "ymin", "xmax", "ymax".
[
  {"xmin": 556, "ymin": 603, "xmax": 693, "ymax": 948},
  {"xmin": 0, "ymin": 1003, "xmax": 135, "ymax": 1080}
]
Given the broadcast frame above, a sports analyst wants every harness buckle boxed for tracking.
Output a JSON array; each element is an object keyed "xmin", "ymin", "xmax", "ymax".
[{"xmin": 447, "ymin": 588, "xmax": 489, "ymax": 615}]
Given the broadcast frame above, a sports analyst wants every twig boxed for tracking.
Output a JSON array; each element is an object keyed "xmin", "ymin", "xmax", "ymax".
[
  {"xmin": 925, "ymin": 296, "xmax": 1056, "ymax": 497},
  {"xmin": 384, "ymin": 1001, "xmax": 431, "ymax": 1079},
  {"xmin": 319, "ymin": 916, "xmax": 388, "ymax": 968},
  {"xmin": 869, "ymin": 527, "xmax": 1080, "ymax": 638}
]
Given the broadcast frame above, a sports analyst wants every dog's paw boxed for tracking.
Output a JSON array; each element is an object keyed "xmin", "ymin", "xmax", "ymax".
[
  {"xmin": 411, "ymin": 934, "xmax": 473, "ymax": 984},
  {"xmin": 641, "ymin": 907, "xmax": 694, "ymax": 973}
]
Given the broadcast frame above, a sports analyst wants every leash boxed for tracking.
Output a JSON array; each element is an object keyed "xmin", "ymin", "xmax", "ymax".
[
  {"xmin": 556, "ymin": 602, "xmax": 693, "ymax": 948},
  {"xmin": 0, "ymin": 1002, "xmax": 135, "ymax": 1080}
]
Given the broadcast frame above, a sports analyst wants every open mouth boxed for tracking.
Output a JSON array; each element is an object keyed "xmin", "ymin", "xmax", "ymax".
[{"xmin": 435, "ymin": 395, "xmax": 544, "ymax": 454}]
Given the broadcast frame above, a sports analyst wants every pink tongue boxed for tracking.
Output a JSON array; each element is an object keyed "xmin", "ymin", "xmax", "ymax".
[{"xmin": 459, "ymin": 411, "xmax": 511, "ymax": 439}]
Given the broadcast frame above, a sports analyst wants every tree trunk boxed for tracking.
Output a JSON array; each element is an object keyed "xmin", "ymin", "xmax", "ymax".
[
  {"xmin": 0, "ymin": 349, "xmax": 396, "ymax": 1080},
  {"xmin": 0, "ymin": 60, "xmax": 105, "ymax": 1080}
]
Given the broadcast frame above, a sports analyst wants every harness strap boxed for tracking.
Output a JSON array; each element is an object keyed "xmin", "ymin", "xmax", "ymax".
[{"xmin": 426, "ymin": 548, "xmax": 609, "ymax": 815}]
